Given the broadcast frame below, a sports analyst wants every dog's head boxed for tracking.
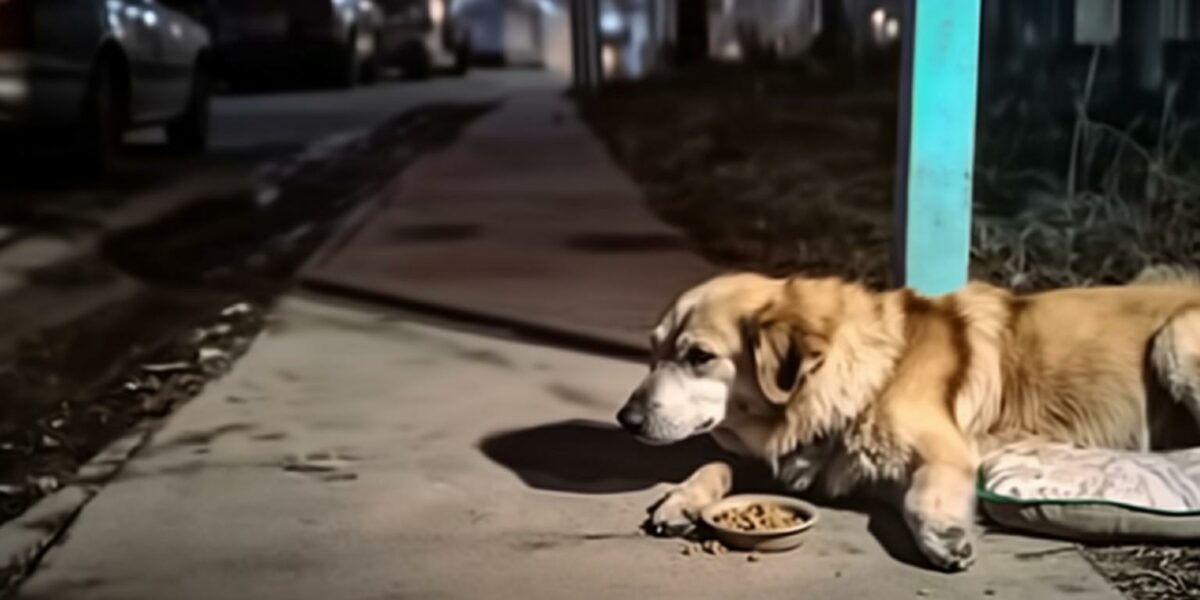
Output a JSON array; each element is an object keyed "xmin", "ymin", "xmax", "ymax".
[{"xmin": 617, "ymin": 273, "xmax": 834, "ymax": 446}]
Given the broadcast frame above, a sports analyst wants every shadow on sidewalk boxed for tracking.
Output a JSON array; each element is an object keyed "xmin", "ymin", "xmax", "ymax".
[
  {"xmin": 477, "ymin": 419, "xmax": 771, "ymax": 493},
  {"xmin": 478, "ymin": 418, "xmax": 931, "ymax": 569}
]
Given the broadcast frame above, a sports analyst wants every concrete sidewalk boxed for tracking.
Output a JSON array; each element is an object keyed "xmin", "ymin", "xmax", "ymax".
[
  {"xmin": 13, "ymin": 296, "xmax": 1120, "ymax": 599},
  {"xmin": 301, "ymin": 82, "xmax": 720, "ymax": 351}
]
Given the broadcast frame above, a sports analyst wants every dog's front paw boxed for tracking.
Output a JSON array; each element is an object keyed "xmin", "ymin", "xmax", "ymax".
[
  {"xmin": 916, "ymin": 524, "xmax": 976, "ymax": 572},
  {"xmin": 644, "ymin": 488, "xmax": 703, "ymax": 537}
]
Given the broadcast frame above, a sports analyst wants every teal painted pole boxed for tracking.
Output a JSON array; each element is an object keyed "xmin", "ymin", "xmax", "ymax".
[{"xmin": 893, "ymin": 0, "xmax": 982, "ymax": 295}]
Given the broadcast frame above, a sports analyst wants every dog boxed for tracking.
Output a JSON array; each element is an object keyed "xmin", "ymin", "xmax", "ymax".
[{"xmin": 616, "ymin": 266, "xmax": 1200, "ymax": 571}]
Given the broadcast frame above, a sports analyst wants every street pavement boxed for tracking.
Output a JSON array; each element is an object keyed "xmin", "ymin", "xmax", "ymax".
[
  {"xmin": 4, "ymin": 75, "xmax": 1124, "ymax": 599},
  {"xmin": 12, "ymin": 295, "xmax": 1122, "ymax": 599},
  {"xmin": 302, "ymin": 81, "xmax": 720, "ymax": 350}
]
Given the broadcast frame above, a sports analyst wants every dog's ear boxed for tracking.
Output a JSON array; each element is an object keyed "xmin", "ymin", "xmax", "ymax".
[
  {"xmin": 743, "ymin": 311, "xmax": 827, "ymax": 405},
  {"xmin": 745, "ymin": 317, "xmax": 805, "ymax": 405}
]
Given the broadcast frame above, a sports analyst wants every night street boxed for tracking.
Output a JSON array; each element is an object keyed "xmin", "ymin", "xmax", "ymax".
[{"xmin": 2, "ymin": 1, "xmax": 1200, "ymax": 598}]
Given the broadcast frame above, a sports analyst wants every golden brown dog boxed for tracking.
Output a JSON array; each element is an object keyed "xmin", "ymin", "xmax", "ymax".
[{"xmin": 616, "ymin": 266, "xmax": 1200, "ymax": 571}]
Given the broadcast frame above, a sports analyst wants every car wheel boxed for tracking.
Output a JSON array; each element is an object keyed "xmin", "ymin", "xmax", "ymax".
[
  {"xmin": 78, "ymin": 56, "xmax": 126, "ymax": 178},
  {"xmin": 402, "ymin": 43, "xmax": 432, "ymax": 80},
  {"xmin": 166, "ymin": 61, "xmax": 211, "ymax": 154},
  {"xmin": 329, "ymin": 30, "xmax": 364, "ymax": 88},
  {"xmin": 358, "ymin": 32, "xmax": 381, "ymax": 85},
  {"xmin": 451, "ymin": 39, "xmax": 471, "ymax": 76}
]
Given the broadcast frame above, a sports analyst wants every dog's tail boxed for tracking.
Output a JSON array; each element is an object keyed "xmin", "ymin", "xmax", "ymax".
[{"xmin": 1131, "ymin": 264, "xmax": 1200, "ymax": 287}]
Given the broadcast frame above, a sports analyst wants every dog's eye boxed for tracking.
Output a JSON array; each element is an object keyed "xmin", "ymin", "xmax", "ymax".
[{"xmin": 684, "ymin": 346, "xmax": 716, "ymax": 367}]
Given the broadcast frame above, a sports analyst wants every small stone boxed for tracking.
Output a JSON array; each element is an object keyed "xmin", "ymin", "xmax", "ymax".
[
  {"xmin": 747, "ymin": 552, "xmax": 761, "ymax": 563},
  {"xmin": 142, "ymin": 361, "xmax": 191, "ymax": 374},
  {"xmin": 197, "ymin": 347, "xmax": 228, "ymax": 363},
  {"xmin": 681, "ymin": 544, "xmax": 693, "ymax": 556},
  {"xmin": 140, "ymin": 395, "xmax": 172, "ymax": 416},
  {"xmin": 221, "ymin": 303, "xmax": 254, "ymax": 317},
  {"xmin": 34, "ymin": 476, "xmax": 59, "ymax": 494},
  {"xmin": 916, "ymin": 589, "xmax": 930, "ymax": 597}
]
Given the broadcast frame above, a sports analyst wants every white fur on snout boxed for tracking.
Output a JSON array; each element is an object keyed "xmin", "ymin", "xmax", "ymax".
[{"xmin": 635, "ymin": 363, "xmax": 731, "ymax": 444}]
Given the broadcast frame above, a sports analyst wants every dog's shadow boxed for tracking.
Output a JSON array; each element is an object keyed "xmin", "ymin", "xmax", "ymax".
[
  {"xmin": 477, "ymin": 419, "xmax": 930, "ymax": 569},
  {"xmin": 477, "ymin": 419, "xmax": 772, "ymax": 493}
]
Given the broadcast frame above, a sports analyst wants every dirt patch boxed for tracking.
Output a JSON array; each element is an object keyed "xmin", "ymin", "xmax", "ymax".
[
  {"xmin": 1085, "ymin": 545, "xmax": 1200, "ymax": 600},
  {"xmin": 103, "ymin": 104, "xmax": 495, "ymax": 289},
  {"xmin": 577, "ymin": 61, "xmax": 898, "ymax": 288},
  {"xmin": 0, "ymin": 299, "xmax": 264, "ymax": 590}
]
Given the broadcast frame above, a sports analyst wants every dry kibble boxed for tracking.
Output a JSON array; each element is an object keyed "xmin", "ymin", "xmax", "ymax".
[
  {"xmin": 711, "ymin": 502, "xmax": 802, "ymax": 532},
  {"xmin": 701, "ymin": 539, "xmax": 728, "ymax": 555}
]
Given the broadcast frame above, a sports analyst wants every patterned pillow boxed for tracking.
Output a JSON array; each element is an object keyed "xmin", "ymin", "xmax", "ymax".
[{"xmin": 977, "ymin": 442, "xmax": 1200, "ymax": 542}]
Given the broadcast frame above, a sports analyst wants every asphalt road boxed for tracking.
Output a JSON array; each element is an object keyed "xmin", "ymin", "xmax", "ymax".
[{"xmin": 4, "ymin": 69, "xmax": 555, "ymax": 211}]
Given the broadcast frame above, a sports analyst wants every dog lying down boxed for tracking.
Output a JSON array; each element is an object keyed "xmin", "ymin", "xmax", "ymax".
[{"xmin": 616, "ymin": 266, "xmax": 1200, "ymax": 571}]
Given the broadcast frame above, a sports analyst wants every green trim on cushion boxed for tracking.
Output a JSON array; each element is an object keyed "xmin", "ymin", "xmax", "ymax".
[{"xmin": 974, "ymin": 470, "xmax": 1200, "ymax": 517}]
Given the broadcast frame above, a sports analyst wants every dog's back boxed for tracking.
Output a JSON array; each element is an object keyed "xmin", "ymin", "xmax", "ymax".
[{"xmin": 993, "ymin": 266, "xmax": 1200, "ymax": 450}]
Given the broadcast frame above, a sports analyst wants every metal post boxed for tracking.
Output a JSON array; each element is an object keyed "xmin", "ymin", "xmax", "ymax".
[
  {"xmin": 892, "ymin": 0, "xmax": 983, "ymax": 295},
  {"xmin": 571, "ymin": 0, "xmax": 602, "ymax": 91}
]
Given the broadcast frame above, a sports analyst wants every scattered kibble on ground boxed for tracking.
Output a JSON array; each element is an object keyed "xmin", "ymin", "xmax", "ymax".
[{"xmin": 680, "ymin": 539, "xmax": 736, "ymax": 557}]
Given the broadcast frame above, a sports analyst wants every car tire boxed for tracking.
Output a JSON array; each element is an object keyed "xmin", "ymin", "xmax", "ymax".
[
  {"xmin": 402, "ymin": 43, "xmax": 432, "ymax": 80},
  {"xmin": 359, "ymin": 32, "xmax": 381, "ymax": 85},
  {"xmin": 329, "ymin": 30, "xmax": 365, "ymax": 88},
  {"xmin": 451, "ymin": 39, "xmax": 471, "ymax": 76},
  {"xmin": 76, "ymin": 56, "xmax": 125, "ymax": 178},
  {"xmin": 166, "ymin": 61, "xmax": 211, "ymax": 154}
]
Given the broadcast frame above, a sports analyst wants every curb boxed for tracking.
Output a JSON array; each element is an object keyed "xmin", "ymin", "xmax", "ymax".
[
  {"xmin": 0, "ymin": 420, "xmax": 158, "ymax": 596},
  {"xmin": 299, "ymin": 277, "xmax": 647, "ymax": 363}
]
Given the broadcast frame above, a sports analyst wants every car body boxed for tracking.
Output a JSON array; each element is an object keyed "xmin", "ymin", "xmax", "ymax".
[
  {"xmin": 208, "ymin": 0, "xmax": 470, "ymax": 87},
  {"xmin": 0, "ymin": 0, "xmax": 212, "ymax": 170},
  {"xmin": 375, "ymin": 0, "xmax": 473, "ymax": 78}
]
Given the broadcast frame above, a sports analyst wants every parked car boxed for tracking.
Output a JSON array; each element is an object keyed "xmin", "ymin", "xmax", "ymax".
[
  {"xmin": 208, "ymin": 0, "xmax": 470, "ymax": 88},
  {"xmin": 0, "ymin": 0, "xmax": 213, "ymax": 174},
  {"xmin": 374, "ymin": 0, "xmax": 473, "ymax": 79}
]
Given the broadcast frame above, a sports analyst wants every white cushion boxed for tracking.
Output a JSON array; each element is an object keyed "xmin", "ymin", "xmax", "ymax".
[{"xmin": 977, "ymin": 441, "xmax": 1200, "ymax": 542}]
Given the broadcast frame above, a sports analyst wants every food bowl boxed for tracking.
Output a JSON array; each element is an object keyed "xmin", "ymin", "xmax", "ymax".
[{"xmin": 699, "ymin": 494, "xmax": 819, "ymax": 552}]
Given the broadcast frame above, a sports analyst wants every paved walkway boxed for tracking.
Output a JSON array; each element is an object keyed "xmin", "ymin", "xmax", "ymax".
[
  {"xmin": 301, "ymin": 83, "xmax": 720, "ymax": 351},
  {"xmin": 13, "ymin": 296, "xmax": 1121, "ymax": 599}
]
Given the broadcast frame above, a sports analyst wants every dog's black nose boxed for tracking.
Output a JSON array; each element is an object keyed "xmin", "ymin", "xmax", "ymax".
[{"xmin": 616, "ymin": 404, "xmax": 645, "ymax": 432}]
